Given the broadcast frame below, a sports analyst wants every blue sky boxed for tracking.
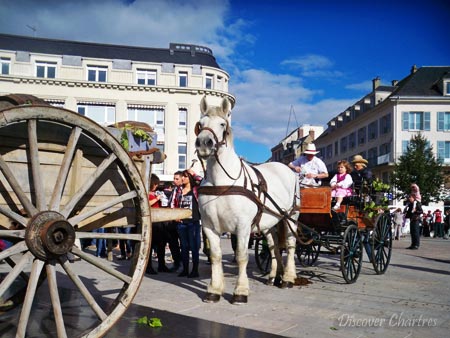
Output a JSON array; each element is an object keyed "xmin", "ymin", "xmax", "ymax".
[{"xmin": 1, "ymin": 0, "xmax": 449, "ymax": 162}]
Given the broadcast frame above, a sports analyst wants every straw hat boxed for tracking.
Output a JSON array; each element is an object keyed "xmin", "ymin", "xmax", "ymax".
[
  {"xmin": 303, "ymin": 143, "xmax": 319, "ymax": 155},
  {"xmin": 351, "ymin": 154, "xmax": 368, "ymax": 164}
]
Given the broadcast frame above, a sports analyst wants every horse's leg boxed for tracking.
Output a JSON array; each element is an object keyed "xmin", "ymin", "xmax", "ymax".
[
  {"xmin": 264, "ymin": 228, "xmax": 283, "ymax": 286},
  {"xmin": 281, "ymin": 219, "xmax": 298, "ymax": 289},
  {"xmin": 203, "ymin": 228, "xmax": 224, "ymax": 303},
  {"xmin": 231, "ymin": 229, "xmax": 250, "ymax": 304}
]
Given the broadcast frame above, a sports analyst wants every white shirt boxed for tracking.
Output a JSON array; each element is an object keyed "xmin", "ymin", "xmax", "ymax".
[{"xmin": 290, "ymin": 155, "xmax": 328, "ymax": 186}]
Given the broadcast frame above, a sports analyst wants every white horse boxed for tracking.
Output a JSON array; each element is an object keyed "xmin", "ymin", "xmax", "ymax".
[{"xmin": 195, "ymin": 96, "xmax": 300, "ymax": 304}]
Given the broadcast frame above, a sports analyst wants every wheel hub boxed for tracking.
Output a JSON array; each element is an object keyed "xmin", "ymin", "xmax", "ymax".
[{"xmin": 25, "ymin": 211, "xmax": 76, "ymax": 260}]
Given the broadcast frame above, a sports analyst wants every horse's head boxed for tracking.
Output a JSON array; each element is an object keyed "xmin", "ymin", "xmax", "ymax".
[{"xmin": 195, "ymin": 96, "xmax": 232, "ymax": 159}]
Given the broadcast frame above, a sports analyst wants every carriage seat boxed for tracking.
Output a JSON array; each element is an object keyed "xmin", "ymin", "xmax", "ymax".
[{"xmin": 300, "ymin": 186, "xmax": 331, "ymax": 214}]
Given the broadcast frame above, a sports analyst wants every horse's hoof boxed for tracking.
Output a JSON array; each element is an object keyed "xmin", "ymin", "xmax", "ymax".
[
  {"xmin": 231, "ymin": 294, "xmax": 248, "ymax": 304},
  {"xmin": 203, "ymin": 292, "xmax": 221, "ymax": 303},
  {"xmin": 280, "ymin": 281, "xmax": 294, "ymax": 289},
  {"xmin": 266, "ymin": 277, "xmax": 275, "ymax": 286}
]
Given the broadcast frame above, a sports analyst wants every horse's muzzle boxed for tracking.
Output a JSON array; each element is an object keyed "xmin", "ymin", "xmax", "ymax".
[{"xmin": 195, "ymin": 134, "xmax": 216, "ymax": 158}]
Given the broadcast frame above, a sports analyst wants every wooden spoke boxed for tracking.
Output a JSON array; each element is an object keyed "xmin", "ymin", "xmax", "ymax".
[
  {"xmin": 0, "ymin": 154, "xmax": 38, "ymax": 217},
  {"xmin": 71, "ymin": 247, "xmax": 132, "ymax": 284},
  {"xmin": 76, "ymin": 230, "xmax": 141, "ymax": 242},
  {"xmin": 46, "ymin": 262, "xmax": 68, "ymax": 338},
  {"xmin": 0, "ymin": 206, "xmax": 28, "ymax": 227},
  {"xmin": 49, "ymin": 126, "xmax": 82, "ymax": 211},
  {"xmin": 0, "ymin": 251, "xmax": 33, "ymax": 299},
  {"xmin": 60, "ymin": 153, "xmax": 118, "ymax": 218},
  {"xmin": 68, "ymin": 190, "xmax": 137, "ymax": 226},
  {"xmin": 60, "ymin": 258, "xmax": 108, "ymax": 321},
  {"xmin": 0, "ymin": 240, "xmax": 27, "ymax": 260},
  {"xmin": 16, "ymin": 259, "xmax": 45, "ymax": 338},
  {"xmin": 28, "ymin": 119, "xmax": 46, "ymax": 211}
]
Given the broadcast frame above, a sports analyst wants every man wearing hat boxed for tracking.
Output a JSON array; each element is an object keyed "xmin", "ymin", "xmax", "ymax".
[
  {"xmin": 288, "ymin": 143, "xmax": 328, "ymax": 187},
  {"xmin": 350, "ymin": 154, "xmax": 372, "ymax": 194}
]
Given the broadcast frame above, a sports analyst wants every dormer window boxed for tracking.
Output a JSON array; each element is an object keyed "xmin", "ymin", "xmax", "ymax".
[{"xmin": 445, "ymin": 81, "xmax": 450, "ymax": 96}]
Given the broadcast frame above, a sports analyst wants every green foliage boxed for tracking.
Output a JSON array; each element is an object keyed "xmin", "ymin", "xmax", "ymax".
[
  {"xmin": 135, "ymin": 315, "xmax": 163, "ymax": 328},
  {"xmin": 363, "ymin": 179, "xmax": 391, "ymax": 219},
  {"xmin": 118, "ymin": 123, "xmax": 151, "ymax": 150},
  {"xmin": 390, "ymin": 133, "xmax": 443, "ymax": 205}
]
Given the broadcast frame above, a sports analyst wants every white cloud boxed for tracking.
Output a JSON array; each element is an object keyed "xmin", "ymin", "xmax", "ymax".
[
  {"xmin": 229, "ymin": 69, "xmax": 356, "ymax": 146},
  {"xmin": 345, "ymin": 80, "xmax": 372, "ymax": 91}
]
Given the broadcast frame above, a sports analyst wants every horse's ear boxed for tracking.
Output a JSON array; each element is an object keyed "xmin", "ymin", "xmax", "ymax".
[
  {"xmin": 200, "ymin": 96, "xmax": 208, "ymax": 115},
  {"xmin": 221, "ymin": 97, "xmax": 231, "ymax": 119}
]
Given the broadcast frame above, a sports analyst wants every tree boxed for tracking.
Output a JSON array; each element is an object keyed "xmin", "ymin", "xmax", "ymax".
[{"xmin": 390, "ymin": 133, "xmax": 443, "ymax": 205}]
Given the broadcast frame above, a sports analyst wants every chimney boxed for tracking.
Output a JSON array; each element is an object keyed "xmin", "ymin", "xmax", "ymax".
[
  {"xmin": 309, "ymin": 129, "xmax": 315, "ymax": 140},
  {"xmin": 391, "ymin": 80, "xmax": 398, "ymax": 86},
  {"xmin": 411, "ymin": 64, "xmax": 417, "ymax": 74},
  {"xmin": 372, "ymin": 76, "xmax": 381, "ymax": 91}
]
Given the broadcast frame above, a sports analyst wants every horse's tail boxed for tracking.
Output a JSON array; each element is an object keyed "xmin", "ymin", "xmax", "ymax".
[{"xmin": 276, "ymin": 221, "xmax": 286, "ymax": 250}]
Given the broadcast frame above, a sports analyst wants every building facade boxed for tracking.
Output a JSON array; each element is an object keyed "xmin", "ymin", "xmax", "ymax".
[
  {"xmin": 0, "ymin": 33, "xmax": 234, "ymax": 181},
  {"xmin": 313, "ymin": 65, "xmax": 450, "ymax": 207}
]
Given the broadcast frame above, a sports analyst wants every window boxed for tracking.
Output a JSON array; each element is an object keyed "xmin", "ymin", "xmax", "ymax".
[
  {"xmin": 87, "ymin": 65, "xmax": 107, "ymax": 82},
  {"xmin": 334, "ymin": 141, "xmax": 339, "ymax": 156},
  {"xmin": 368, "ymin": 121, "xmax": 378, "ymax": 140},
  {"xmin": 437, "ymin": 112, "xmax": 450, "ymax": 131},
  {"xmin": 348, "ymin": 132, "xmax": 356, "ymax": 149},
  {"xmin": 127, "ymin": 107, "xmax": 165, "ymax": 140},
  {"xmin": 36, "ymin": 61, "xmax": 56, "ymax": 78},
  {"xmin": 178, "ymin": 108, "xmax": 187, "ymax": 139},
  {"xmin": 437, "ymin": 141, "xmax": 450, "ymax": 163},
  {"xmin": 402, "ymin": 140, "xmax": 409, "ymax": 154},
  {"xmin": 340, "ymin": 136, "xmax": 347, "ymax": 153},
  {"xmin": 379, "ymin": 142, "xmax": 391, "ymax": 156},
  {"xmin": 445, "ymin": 81, "xmax": 450, "ymax": 96},
  {"xmin": 205, "ymin": 73, "xmax": 213, "ymax": 89},
  {"xmin": 1, "ymin": 57, "xmax": 10, "ymax": 75},
  {"xmin": 217, "ymin": 76, "xmax": 223, "ymax": 90},
  {"xmin": 326, "ymin": 144, "xmax": 332, "ymax": 159},
  {"xmin": 153, "ymin": 143, "xmax": 165, "ymax": 174},
  {"xmin": 137, "ymin": 69, "xmax": 156, "ymax": 85},
  {"xmin": 380, "ymin": 113, "xmax": 391, "ymax": 134},
  {"xmin": 358, "ymin": 127, "xmax": 366, "ymax": 145},
  {"xmin": 368, "ymin": 147, "xmax": 378, "ymax": 166},
  {"xmin": 402, "ymin": 111, "xmax": 430, "ymax": 131},
  {"xmin": 178, "ymin": 143, "xmax": 187, "ymax": 169},
  {"xmin": 77, "ymin": 104, "xmax": 115, "ymax": 125},
  {"xmin": 179, "ymin": 71, "xmax": 188, "ymax": 87}
]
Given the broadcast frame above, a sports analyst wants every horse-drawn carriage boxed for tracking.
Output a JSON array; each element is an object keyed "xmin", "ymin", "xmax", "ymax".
[
  {"xmin": 254, "ymin": 185, "xmax": 393, "ymax": 284},
  {"xmin": 0, "ymin": 94, "xmax": 189, "ymax": 337}
]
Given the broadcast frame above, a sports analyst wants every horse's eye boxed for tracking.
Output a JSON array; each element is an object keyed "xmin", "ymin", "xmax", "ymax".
[{"xmin": 220, "ymin": 123, "xmax": 226, "ymax": 128}]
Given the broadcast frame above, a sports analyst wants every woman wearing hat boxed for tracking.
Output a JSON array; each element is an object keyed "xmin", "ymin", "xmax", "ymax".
[
  {"xmin": 288, "ymin": 143, "xmax": 328, "ymax": 187},
  {"xmin": 350, "ymin": 154, "xmax": 372, "ymax": 194}
]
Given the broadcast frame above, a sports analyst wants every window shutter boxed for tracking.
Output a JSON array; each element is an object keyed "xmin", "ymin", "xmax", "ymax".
[
  {"xmin": 437, "ymin": 112, "xmax": 444, "ymax": 131},
  {"xmin": 424, "ymin": 112, "xmax": 430, "ymax": 131},
  {"xmin": 402, "ymin": 112, "xmax": 409, "ymax": 130}
]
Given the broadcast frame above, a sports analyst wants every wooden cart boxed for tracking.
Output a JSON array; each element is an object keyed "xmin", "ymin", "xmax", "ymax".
[
  {"xmin": 254, "ymin": 185, "xmax": 393, "ymax": 284},
  {"xmin": 0, "ymin": 94, "xmax": 188, "ymax": 337}
]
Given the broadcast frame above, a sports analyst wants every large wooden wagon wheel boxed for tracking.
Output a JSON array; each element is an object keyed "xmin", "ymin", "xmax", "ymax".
[
  {"xmin": 370, "ymin": 213, "xmax": 392, "ymax": 274},
  {"xmin": 340, "ymin": 222, "xmax": 363, "ymax": 284},
  {"xmin": 296, "ymin": 241, "xmax": 320, "ymax": 267},
  {"xmin": 0, "ymin": 103, "xmax": 151, "ymax": 337}
]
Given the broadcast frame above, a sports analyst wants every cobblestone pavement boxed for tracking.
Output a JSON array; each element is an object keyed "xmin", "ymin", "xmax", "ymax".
[{"xmin": 128, "ymin": 235, "xmax": 450, "ymax": 338}]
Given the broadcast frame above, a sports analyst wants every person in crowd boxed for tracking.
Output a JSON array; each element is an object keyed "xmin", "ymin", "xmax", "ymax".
[
  {"xmin": 116, "ymin": 226, "xmax": 132, "ymax": 261},
  {"xmin": 350, "ymin": 155, "xmax": 372, "ymax": 195},
  {"xmin": 330, "ymin": 160, "xmax": 353, "ymax": 211},
  {"xmin": 146, "ymin": 174, "xmax": 171, "ymax": 275},
  {"xmin": 422, "ymin": 210, "xmax": 432, "ymax": 237},
  {"xmin": 288, "ymin": 143, "xmax": 328, "ymax": 187},
  {"xmin": 410, "ymin": 183, "xmax": 421, "ymax": 202},
  {"xmin": 176, "ymin": 170, "xmax": 202, "ymax": 278},
  {"xmin": 404, "ymin": 193, "xmax": 423, "ymax": 250},
  {"xmin": 392, "ymin": 208, "xmax": 404, "ymax": 240},
  {"xmin": 433, "ymin": 208, "xmax": 443, "ymax": 238},
  {"xmin": 444, "ymin": 209, "xmax": 450, "ymax": 240}
]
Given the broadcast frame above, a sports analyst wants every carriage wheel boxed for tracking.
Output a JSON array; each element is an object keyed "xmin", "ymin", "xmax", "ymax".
[
  {"xmin": 340, "ymin": 223, "xmax": 363, "ymax": 284},
  {"xmin": 371, "ymin": 213, "xmax": 392, "ymax": 274},
  {"xmin": 0, "ymin": 105, "xmax": 151, "ymax": 338},
  {"xmin": 296, "ymin": 242, "xmax": 320, "ymax": 266},
  {"xmin": 254, "ymin": 235, "xmax": 271, "ymax": 275}
]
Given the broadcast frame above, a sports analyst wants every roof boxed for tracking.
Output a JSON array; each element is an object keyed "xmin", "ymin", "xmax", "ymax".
[
  {"xmin": 0, "ymin": 33, "xmax": 221, "ymax": 69},
  {"xmin": 391, "ymin": 66, "xmax": 450, "ymax": 97}
]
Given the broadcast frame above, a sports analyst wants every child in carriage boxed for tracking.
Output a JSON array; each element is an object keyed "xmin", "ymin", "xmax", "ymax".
[{"xmin": 330, "ymin": 160, "xmax": 353, "ymax": 211}]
